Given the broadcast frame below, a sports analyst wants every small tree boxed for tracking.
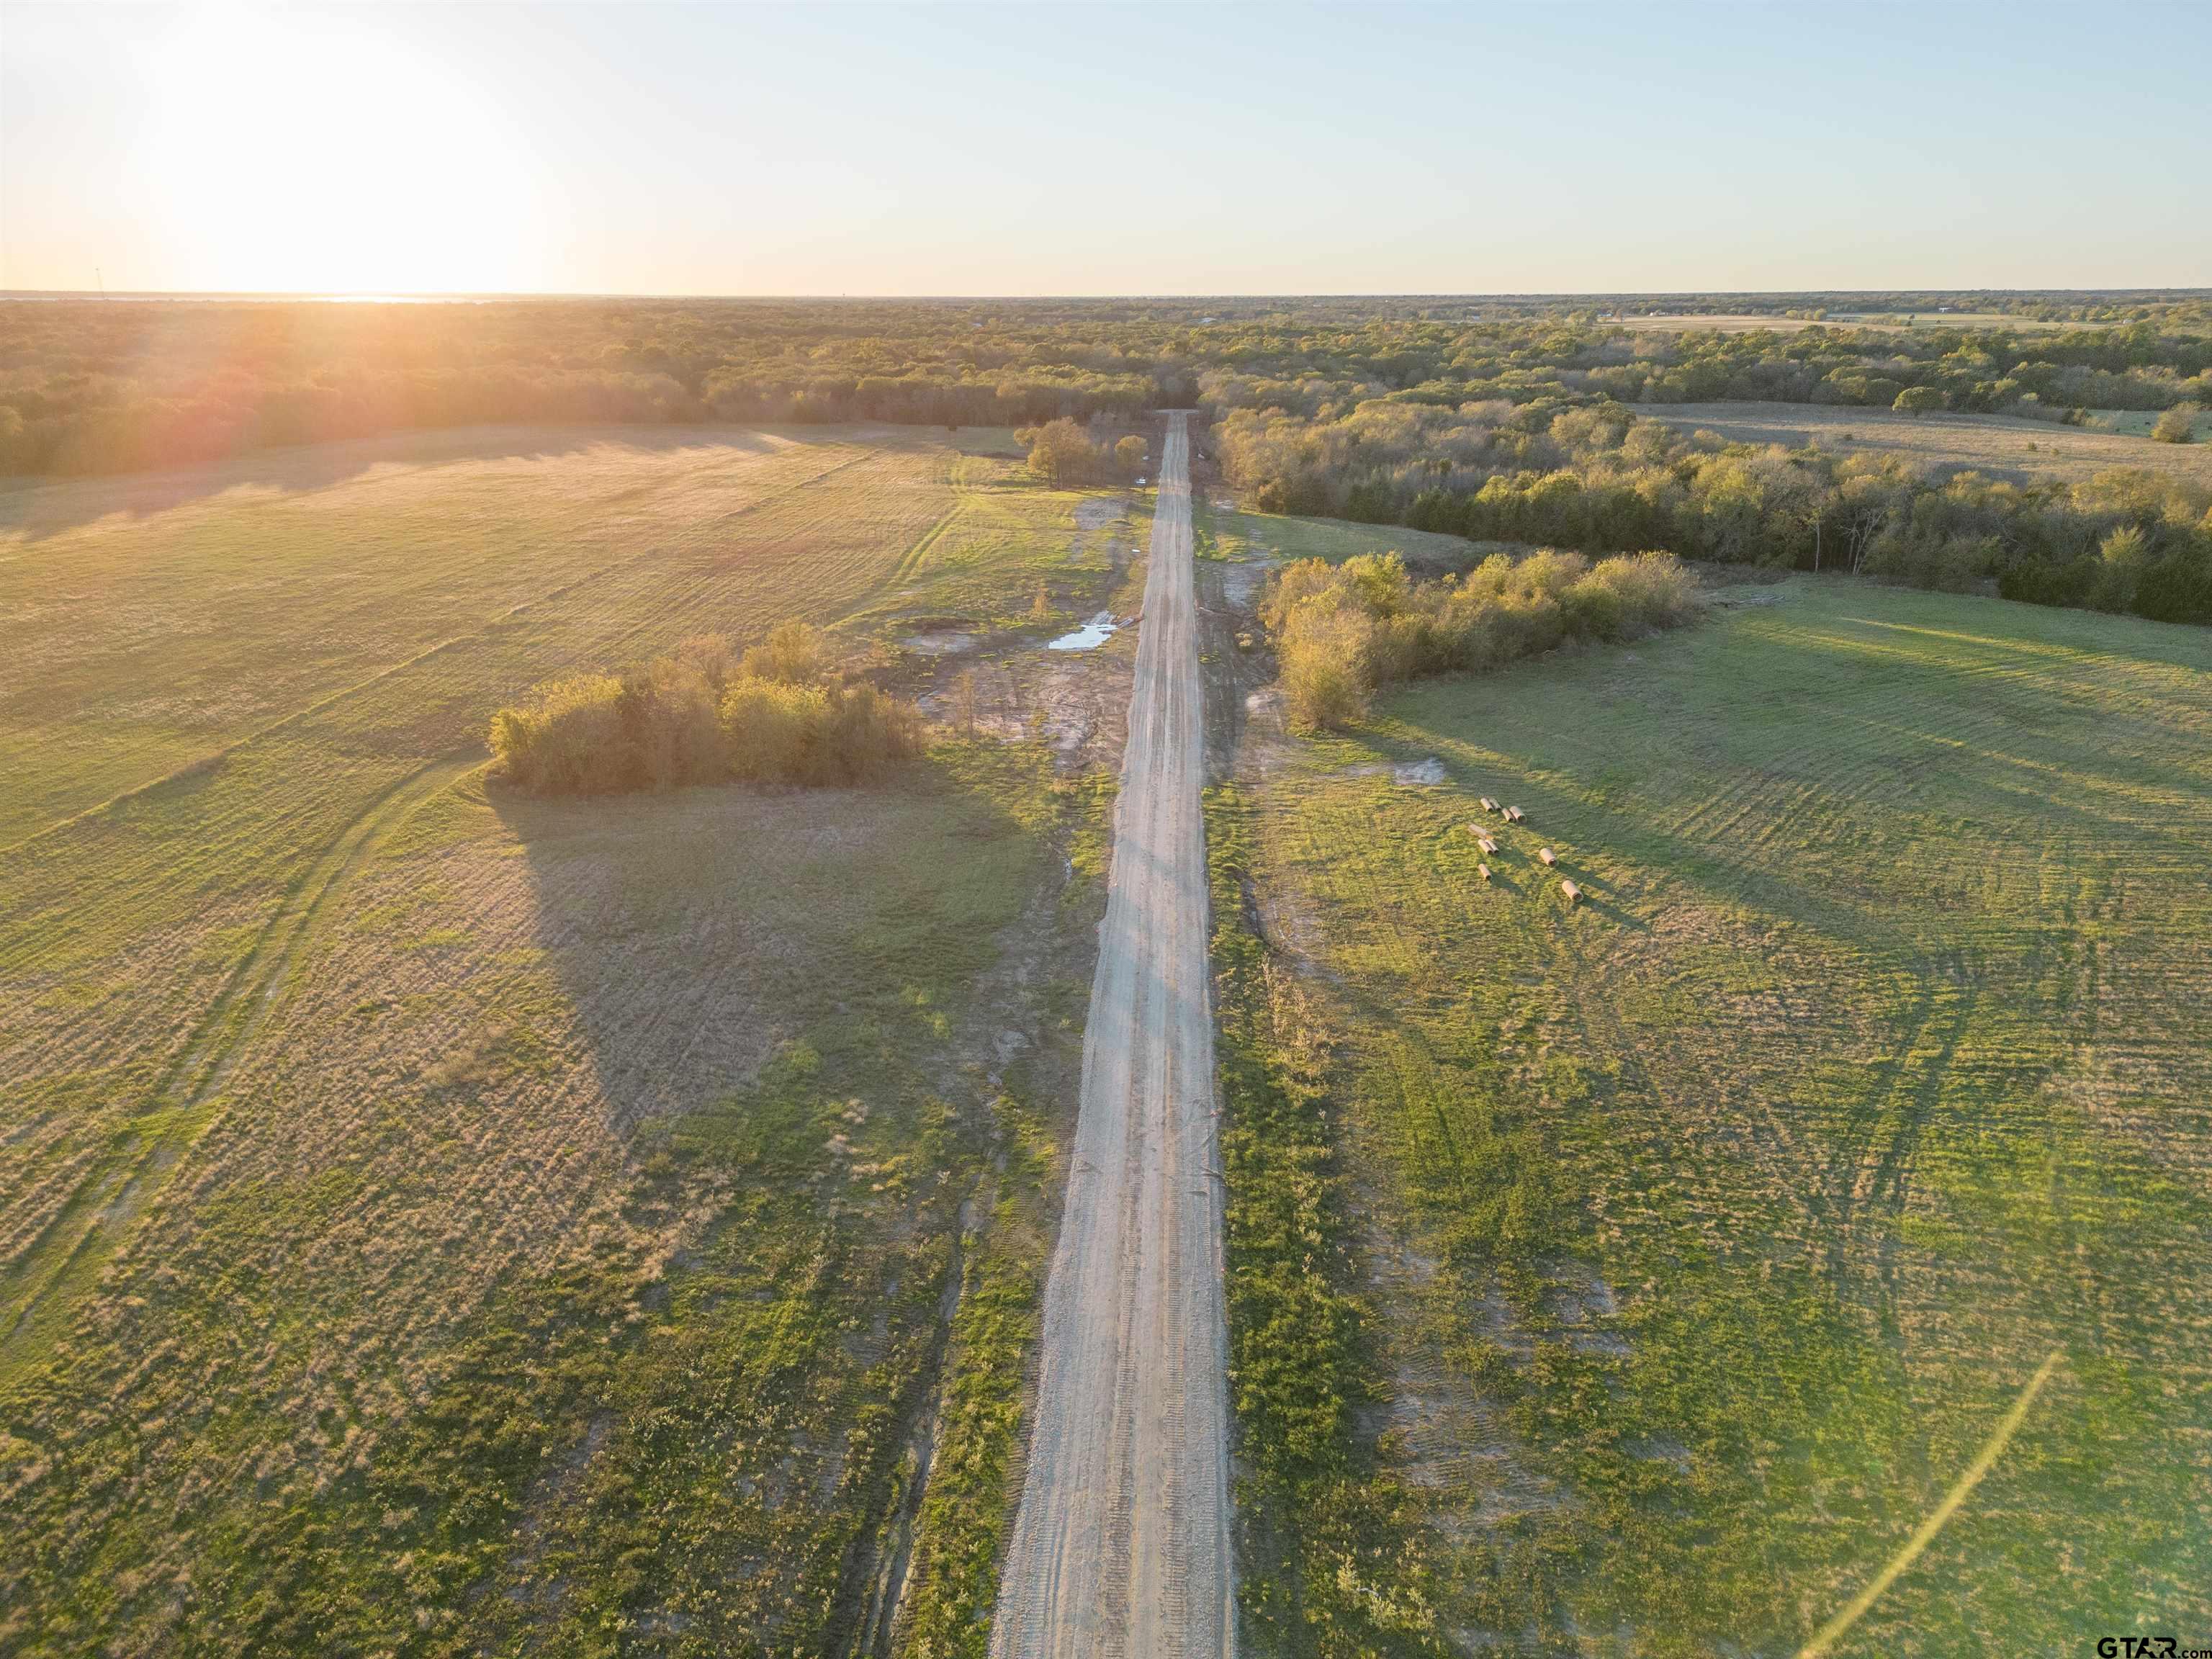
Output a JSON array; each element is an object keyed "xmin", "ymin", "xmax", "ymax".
[
  {"xmin": 2096, "ymin": 524, "xmax": 2152, "ymax": 611},
  {"xmin": 740, "ymin": 619, "xmax": 830, "ymax": 685},
  {"xmin": 1892, "ymin": 386, "xmax": 1946, "ymax": 416},
  {"xmin": 1025, "ymin": 418, "xmax": 1099, "ymax": 485},
  {"xmin": 2152, "ymin": 403, "xmax": 2200, "ymax": 444},
  {"xmin": 1279, "ymin": 603, "xmax": 1375, "ymax": 732},
  {"xmin": 1114, "ymin": 434, "xmax": 1148, "ymax": 476}
]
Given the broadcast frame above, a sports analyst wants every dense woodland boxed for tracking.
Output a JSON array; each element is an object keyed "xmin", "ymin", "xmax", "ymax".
[
  {"xmin": 6, "ymin": 292, "xmax": 2211, "ymax": 621},
  {"xmin": 6, "ymin": 293, "xmax": 2208, "ymax": 478}
]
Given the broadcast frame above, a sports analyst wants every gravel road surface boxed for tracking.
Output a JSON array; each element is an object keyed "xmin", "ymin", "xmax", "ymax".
[{"xmin": 991, "ymin": 413, "xmax": 1235, "ymax": 1658}]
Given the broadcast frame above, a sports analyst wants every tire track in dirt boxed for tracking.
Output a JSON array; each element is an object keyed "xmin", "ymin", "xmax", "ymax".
[
  {"xmin": 992, "ymin": 415, "xmax": 1236, "ymax": 1658},
  {"xmin": 0, "ymin": 755, "xmax": 480, "ymax": 1376}
]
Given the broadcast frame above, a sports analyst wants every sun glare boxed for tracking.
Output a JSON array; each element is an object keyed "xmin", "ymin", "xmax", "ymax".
[{"xmin": 147, "ymin": 8, "xmax": 548, "ymax": 293}]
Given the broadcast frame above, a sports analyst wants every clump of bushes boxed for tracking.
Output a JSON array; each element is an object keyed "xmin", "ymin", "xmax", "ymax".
[
  {"xmin": 490, "ymin": 621, "xmax": 922, "ymax": 793},
  {"xmin": 1015, "ymin": 416, "xmax": 1148, "ymax": 485},
  {"xmin": 1262, "ymin": 548, "xmax": 1699, "ymax": 732},
  {"xmin": 2152, "ymin": 402, "xmax": 2200, "ymax": 444}
]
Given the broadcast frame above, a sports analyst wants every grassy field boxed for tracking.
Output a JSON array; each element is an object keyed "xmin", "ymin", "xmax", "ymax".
[
  {"xmin": 1640, "ymin": 400, "xmax": 2212, "ymax": 487},
  {"xmin": 1197, "ymin": 493, "xmax": 1483, "ymax": 572},
  {"xmin": 1606, "ymin": 315, "xmax": 1825, "ymax": 334},
  {"xmin": 2087, "ymin": 406, "xmax": 2212, "ymax": 441},
  {"xmin": 1217, "ymin": 575, "xmax": 2212, "ymax": 1655},
  {"xmin": 850, "ymin": 446, "xmax": 1150, "ymax": 642},
  {"xmin": 1820, "ymin": 311, "xmax": 2099, "ymax": 332},
  {"xmin": 0, "ymin": 424, "xmax": 1133, "ymax": 1654}
]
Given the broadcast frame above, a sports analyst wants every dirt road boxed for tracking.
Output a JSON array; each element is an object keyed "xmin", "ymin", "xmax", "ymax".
[{"xmin": 992, "ymin": 414, "xmax": 1235, "ymax": 1657}]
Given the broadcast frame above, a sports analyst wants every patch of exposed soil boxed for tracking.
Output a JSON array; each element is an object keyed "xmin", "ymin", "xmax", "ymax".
[
  {"xmin": 1074, "ymin": 498, "xmax": 1128, "ymax": 531},
  {"xmin": 903, "ymin": 630, "xmax": 977, "ymax": 656},
  {"xmin": 917, "ymin": 643, "xmax": 1133, "ymax": 776}
]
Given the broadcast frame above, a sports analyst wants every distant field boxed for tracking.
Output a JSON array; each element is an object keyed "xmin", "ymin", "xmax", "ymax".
[
  {"xmin": 1608, "ymin": 313, "xmax": 1825, "ymax": 333},
  {"xmin": 1221, "ymin": 578, "xmax": 2212, "ymax": 1653},
  {"xmin": 1822, "ymin": 310, "xmax": 2098, "ymax": 331},
  {"xmin": 1640, "ymin": 400, "xmax": 2212, "ymax": 487},
  {"xmin": 2088, "ymin": 405, "xmax": 2212, "ymax": 441},
  {"xmin": 1611, "ymin": 312, "xmax": 2096, "ymax": 334},
  {"xmin": 851, "ymin": 447, "xmax": 1149, "ymax": 641},
  {"xmin": 1197, "ymin": 495, "xmax": 1482, "ymax": 571},
  {"xmin": 0, "ymin": 424, "xmax": 1133, "ymax": 1652},
  {"xmin": 0, "ymin": 423, "xmax": 929, "ymax": 841}
]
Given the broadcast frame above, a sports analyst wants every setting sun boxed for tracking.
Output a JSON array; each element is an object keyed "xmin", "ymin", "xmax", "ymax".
[{"xmin": 144, "ymin": 7, "xmax": 547, "ymax": 292}]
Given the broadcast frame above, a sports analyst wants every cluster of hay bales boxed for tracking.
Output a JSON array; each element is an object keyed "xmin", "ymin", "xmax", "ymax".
[{"xmin": 1469, "ymin": 797, "xmax": 1582, "ymax": 907}]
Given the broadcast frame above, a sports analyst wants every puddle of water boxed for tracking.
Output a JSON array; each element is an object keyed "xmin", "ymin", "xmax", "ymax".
[{"xmin": 1047, "ymin": 611, "xmax": 1120, "ymax": 652}]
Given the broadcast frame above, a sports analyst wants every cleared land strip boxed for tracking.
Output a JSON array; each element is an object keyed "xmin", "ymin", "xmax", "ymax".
[{"xmin": 992, "ymin": 415, "xmax": 1236, "ymax": 1658}]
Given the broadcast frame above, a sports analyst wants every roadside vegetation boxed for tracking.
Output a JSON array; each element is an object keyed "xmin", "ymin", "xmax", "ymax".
[
  {"xmin": 1260, "ymin": 548, "xmax": 1697, "ymax": 730},
  {"xmin": 1017, "ymin": 417, "xmax": 1148, "ymax": 486},
  {"xmin": 1226, "ymin": 575, "xmax": 2212, "ymax": 1655},
  {"xmin": 1209, "ymin": 789, "xmax": 1447, "ymax": 1655}
]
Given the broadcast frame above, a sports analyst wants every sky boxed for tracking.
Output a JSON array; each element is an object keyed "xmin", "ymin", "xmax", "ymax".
[{"xmin": 3, "ymin": 1, "xmax": 2209, "ymax": 297}]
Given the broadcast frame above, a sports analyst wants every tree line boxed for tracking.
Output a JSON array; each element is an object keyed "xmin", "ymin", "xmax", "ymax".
[
  {"xmin": 1218, "ymin": 401, "xmax": 2212, "ymax": 625},
  {"xmin": 6, "ymin": 294, "xmax": 2208, "ymax": 480}
]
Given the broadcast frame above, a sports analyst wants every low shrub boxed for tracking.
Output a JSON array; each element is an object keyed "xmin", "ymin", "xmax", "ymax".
[
  {"xmin": 490, "ymin": 626, "xmax": 922, "ymax": 794},
  {"xmin": 739, "ymin": 619, "xmax": 831, "ymax": 685},
  {"xmin": 721, "ymin": 678, "xmax": 922, "ymax": 786},
  {"xmin": 1262, "ymin": 549, "xmax": 1698, "ymax": 732},
  {"xmin": 2152, "ymin": 402, "xmax": 2200, "ymax": 444}
]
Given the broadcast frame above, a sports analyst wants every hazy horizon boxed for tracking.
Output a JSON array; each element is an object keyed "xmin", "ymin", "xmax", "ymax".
[
  {"xmin": 12, "ymin": 289, "xmax": 2212, "ymax": 305},
  {"xmin": 5, "ymin": 1, "xmax": 2208, "ymax": 297}
]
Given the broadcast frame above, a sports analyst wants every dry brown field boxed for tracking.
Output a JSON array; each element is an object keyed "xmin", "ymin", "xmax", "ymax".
[{"xmin": 1639, "ymin": 400, "xmax": 2212, "ymax": 487}]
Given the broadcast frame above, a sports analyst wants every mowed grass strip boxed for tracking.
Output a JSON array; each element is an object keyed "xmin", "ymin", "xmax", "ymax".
[
  {"xmin": 854, "ymin": 445, "xmax": 1148, "ymax": 639},
  {"xmin": 1234, "ymin": 576, "xmax": 2212, "ymax": 1655}
]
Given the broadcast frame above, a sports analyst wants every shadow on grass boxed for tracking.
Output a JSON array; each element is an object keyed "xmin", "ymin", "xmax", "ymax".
[{"xmin": 484, "ymin": 748, "xmax": 1051, "ymax": 1138}]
